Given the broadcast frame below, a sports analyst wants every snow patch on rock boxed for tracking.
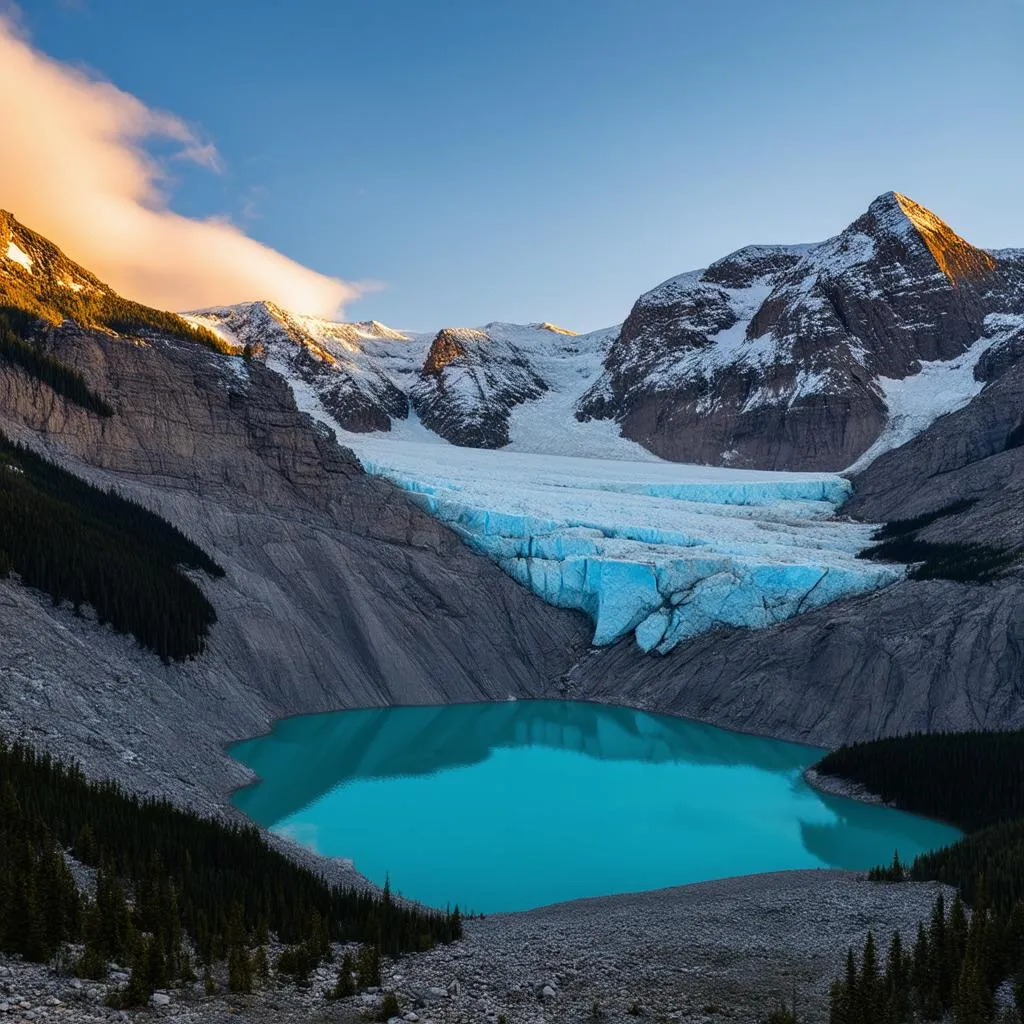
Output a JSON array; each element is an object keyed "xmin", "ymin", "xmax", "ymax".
[
  {"xmin": 847, "ymin": 313, "xmax": 1024, "ymax": 472},
  {"xmin": 4, "ymin": 240, "xmax": 33, "ymax": 272}
]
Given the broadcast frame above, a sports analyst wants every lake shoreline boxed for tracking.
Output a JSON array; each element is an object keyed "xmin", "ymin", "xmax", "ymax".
[
  {"xmin": 228, "ymin": 699, "xmax": 960, "ymax": 914},
  {"xmin": 802, "ymin": 765, "xmax": 889, "ymax": 806}
]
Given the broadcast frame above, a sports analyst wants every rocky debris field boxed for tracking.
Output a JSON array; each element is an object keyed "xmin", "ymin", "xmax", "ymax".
[{"xmin": 0, "ymin": 872, "xmax": 949, "ymax": 1024}]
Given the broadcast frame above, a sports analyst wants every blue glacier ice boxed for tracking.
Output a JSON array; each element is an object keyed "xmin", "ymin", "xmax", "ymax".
[{"xmin": 347, "ymin": 441, "xmax": 902, "ymax": 653}]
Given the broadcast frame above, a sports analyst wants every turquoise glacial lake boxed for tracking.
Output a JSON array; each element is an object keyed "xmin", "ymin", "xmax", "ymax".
[{"xmin": 228, "ymin": 701, "xmax": 960, "ymax": 914}]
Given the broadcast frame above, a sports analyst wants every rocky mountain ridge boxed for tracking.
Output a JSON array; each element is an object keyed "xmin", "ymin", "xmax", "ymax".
[
  {"xmin": 0, "ymin": 202, "xmax": 1020, "ymax": 819},
  {"xmin": 185, "ymin": 193, "xmax": 1024, "ymax": 471},
  {"xmin": 580, "ymin": 192, "xmax": 1024, "ymax": 469}
]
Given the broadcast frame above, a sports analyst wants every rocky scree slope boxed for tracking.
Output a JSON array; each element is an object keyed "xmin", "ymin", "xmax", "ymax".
[{"xmin": 0, "ymin": 221, "xmax": 588, "ymax": 811}]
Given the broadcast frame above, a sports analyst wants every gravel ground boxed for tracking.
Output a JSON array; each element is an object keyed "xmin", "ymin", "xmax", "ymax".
[{"xmin": 0, "ymin": 871, "xmax": 950, "ymax": 1024}]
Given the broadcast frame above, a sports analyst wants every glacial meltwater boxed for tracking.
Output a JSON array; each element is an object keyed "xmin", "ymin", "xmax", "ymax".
[{"xmin": 228, "ymin": 701, "xmax": 959, "ymax": 913}]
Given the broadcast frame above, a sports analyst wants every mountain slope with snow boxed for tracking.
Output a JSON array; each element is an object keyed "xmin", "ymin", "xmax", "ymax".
[
  {"xmin": 579, "ymin": 192, "xmax": 1024, "ymax": 470},
  {"xmin": 186, "ymin": 192, "xmax": 1024, "ymax": 475}
]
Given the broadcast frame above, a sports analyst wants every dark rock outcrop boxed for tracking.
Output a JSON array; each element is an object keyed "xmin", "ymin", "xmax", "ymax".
[{"xmin": 410, "ymin": 326, "xmax": 548, "ymax": 448}]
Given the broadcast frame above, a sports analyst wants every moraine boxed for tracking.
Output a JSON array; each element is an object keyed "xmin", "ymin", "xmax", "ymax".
[{"xmin": 228, "ymin": 701, "xmax": 960, "ymax": 913}]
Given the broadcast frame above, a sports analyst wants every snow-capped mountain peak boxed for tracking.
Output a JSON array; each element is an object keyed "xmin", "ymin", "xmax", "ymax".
[
  {"xmin": 1, "ymin": 210, "xmax": 108, "ymax": 299},
  {"xmin": 578, "ymin": 192, "xmax": 1024, "ymax": 470},
  {"xmin": 185, "ymin": 192, "xmax": 1024, "ymax": 473}
]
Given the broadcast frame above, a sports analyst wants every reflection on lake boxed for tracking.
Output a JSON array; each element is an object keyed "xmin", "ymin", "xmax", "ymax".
[{"xmin": 229, "ymin": 701, "xmax": 960, "ymax": 913}]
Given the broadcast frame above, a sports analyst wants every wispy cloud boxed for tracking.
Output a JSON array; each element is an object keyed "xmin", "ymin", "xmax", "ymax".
[{"xmin": 0, "ymin": 12, "xmax": 359, "ymax": 317}]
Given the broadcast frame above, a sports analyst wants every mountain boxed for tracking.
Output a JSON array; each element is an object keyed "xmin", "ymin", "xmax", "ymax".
[
  {"xmin": 182, "ymin": 301, "xmax": 413, "ymax": 432},
  {"xmin": 1, "ymin": 211, "xmax": 228, "ymax": 352},
  {"xmin": 0, "ymin": 198, "xmax": 1021, "ymax": 808},
  {"xmin": 579, "ymin": 192, "xmax": 1024, "ymax": 470},
  {"xmin": 185, "ymin": 193, "xmax": 1024, "ymax": 473},
  {"xmin": 184, "ymin": 304, "xmax": 607, "ymax": 450}
]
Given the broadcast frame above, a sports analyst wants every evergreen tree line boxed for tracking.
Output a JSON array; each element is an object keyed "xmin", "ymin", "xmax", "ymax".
[
  {"xmin": 0, "ymin": 432, "xmax": 222, "ymax": 660},
  {"xmin": 858, "ymin": 536, "xmax": 1018, "ymax": 584},
  {"xmin": 856, "ymin": 500, "xmax": 1018, "ymax": 583},
  {"xmin": 0, "ymin": 740, "xmax": 461, "ymax": 1004},
  {"xmin": 817, "ymin": 730, "xmax": 1024, "ymax": 833},
  {"xmin": 0, "ymin": 315, "xmax": 113, "ymax": 417},
  {"xmin": 871, "ymin": 502, "xmax": 978, "ymax": 542},
  {"xmin": 817, "ymin": 730, "xmax": 1024, "ymax": 916},
  {"xmin": 830, "ymin": 886, "xmax": 1024, "ymax": 1024},
  {"xmin": 912, "ymin": 821, "xmax": 1024, "ymax": 920},
  {"xmin": 820, "ymin": 729, "xmax": 1024, "ymax": 1022}
]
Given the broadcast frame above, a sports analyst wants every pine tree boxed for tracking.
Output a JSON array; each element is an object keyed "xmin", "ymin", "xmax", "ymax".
[
  {"xmin": 226, "ymin": 902, "xmax": 253, "ymax": 994},
  {"xmin": 327, "ymin": 951, "xmax": 356, "ymax": 1000},
  {"xmin": 253, "ymin": 945, "xmax": 270, "ymax": 986},
  {"xmin": 948, "ymin": 894, "xmax": 969, "ymax": 969},
  {"xmin": 145, "ymin": 928, "xmax": 169, "ymax": 992},
  {"xmin": 884, "ymin": 930, "xmax": 910, "ymax": 1023},
  {"xmin": 911, "ymin": 921, "xmax": 932, "ymax": 1018},
  {"xmin": 953, "ymin": 955, "xmax": 985, "ymax": 1024},
  {"xmin": 929, "ymin": 891, "xmax": 952, "ymax": 1014},
  {"xmin": 74, "ymin": 823, "xmax": 98, "ymax": 863},
  {"xmin": 356, "ymin": 943, "xmax": 381, "ymax": 990},
  {"xmin": 843, "ymin": 947, "xmax": 858, "ymax": 1023},
  {"xmin": 122, "ymin": 935, "xmax": 154, "ymax": 1008},
  {"xmin": 829, "ymin": 978, "xmax": 848, "ymax": 1024}
]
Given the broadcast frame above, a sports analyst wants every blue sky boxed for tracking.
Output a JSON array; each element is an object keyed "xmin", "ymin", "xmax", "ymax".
[{"xmin": 20, "ymin": 0, "xmax": 1024, "ymax": 331}]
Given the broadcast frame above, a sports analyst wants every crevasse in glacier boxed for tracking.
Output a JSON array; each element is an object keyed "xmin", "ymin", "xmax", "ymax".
[{"xmin": 348, "ymin": 441, "xmax": 901, "ymax": 654}]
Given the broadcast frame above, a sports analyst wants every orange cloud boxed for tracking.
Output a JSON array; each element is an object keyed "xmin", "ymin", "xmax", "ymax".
[{"xmin": 0, "ymin": 14, "xmax": 358, "ymax": 317}]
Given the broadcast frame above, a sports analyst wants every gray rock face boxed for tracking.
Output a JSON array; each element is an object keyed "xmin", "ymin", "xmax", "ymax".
[
  {"xmin": 846, "ymin": 346, "xmax": 1024, "ymax": 549},
  {"xmin": 577, "ymin": 192, "xmax": 1024, "ymax": 470},
  {"xmin": 410, "ymin": 326, "xmax": 549, "ymax": 448},
  {"xmin": 0, "ymin": 317, "xmax": 588, "ymax": 809}
]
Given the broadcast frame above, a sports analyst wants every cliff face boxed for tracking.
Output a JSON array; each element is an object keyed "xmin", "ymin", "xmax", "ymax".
[{"xmin": 0, "ymin": 317, "xmax": 588, "ymax": 807}]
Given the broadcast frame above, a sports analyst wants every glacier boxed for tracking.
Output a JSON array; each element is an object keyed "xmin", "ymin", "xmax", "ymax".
[
  {"xmin": 210, "ymin": 308, "xmax": 906, "ymax": 655},
  {"xmin": 345, "ymin": 439, "xmax": 902, "ymax": 654}
]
